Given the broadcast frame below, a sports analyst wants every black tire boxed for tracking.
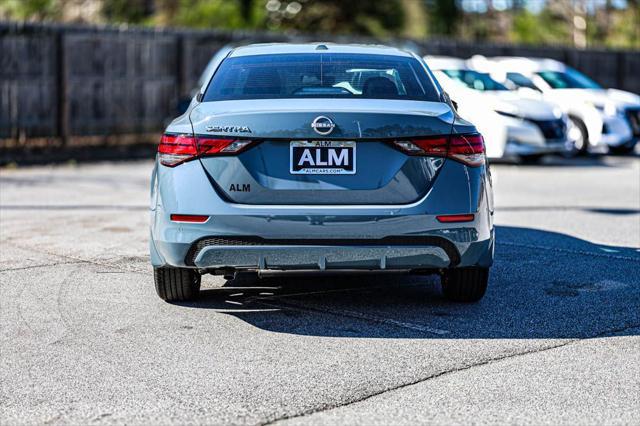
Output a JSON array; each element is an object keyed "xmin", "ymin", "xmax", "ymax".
[
  {"xmin": 566, "ymin": 116, "xmax": 589, "ymax": 156},
  {"xmin": 608, "ymin": 140, "xmax": 638, "ymax": 155},
  {"xmin": 154, "ymin": 267, "xmax": 201, "ymax": 302},
  {"xmin": 520, "ymin": 154, "xmax": 545, "ymax": 164},
  {"xmin": 441, "ymin": 267, "xmax": 489, "ymax": 303}
]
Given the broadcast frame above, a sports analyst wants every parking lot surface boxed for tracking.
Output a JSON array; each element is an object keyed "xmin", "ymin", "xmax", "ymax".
[{"xmin": 1, "ymin": 154, "xmax": 639, "ymax": 425}]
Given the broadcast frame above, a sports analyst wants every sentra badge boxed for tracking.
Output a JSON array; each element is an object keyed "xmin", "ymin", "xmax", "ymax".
[{"xmin": 206, "ymin": 125, "xmax": 252, "ymax": 133}]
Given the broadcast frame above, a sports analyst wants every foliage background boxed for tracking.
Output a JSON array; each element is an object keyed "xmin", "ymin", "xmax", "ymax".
[{"xmin": 0, "ymin": 0, "xmax": 638, "ymax": 48}]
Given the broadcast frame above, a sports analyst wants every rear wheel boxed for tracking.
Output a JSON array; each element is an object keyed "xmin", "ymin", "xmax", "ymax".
[
  {"xmin": 441, "ymin": 267, "xmax": 489, "ymax": 303},
  {"xmin": 154, "ymin": 267, "xmax": 201, "ymax": 302}
]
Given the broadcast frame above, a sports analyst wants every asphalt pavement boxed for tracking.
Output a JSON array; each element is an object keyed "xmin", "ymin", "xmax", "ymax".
[{"xmin": 1, "ymin": 154, "xmax": 639, "ymax": 425}]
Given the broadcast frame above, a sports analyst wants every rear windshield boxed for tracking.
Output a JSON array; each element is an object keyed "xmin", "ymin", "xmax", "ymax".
[{"xmin": 203, "ymin": 53, "xmax": 440, "ymax": 102}]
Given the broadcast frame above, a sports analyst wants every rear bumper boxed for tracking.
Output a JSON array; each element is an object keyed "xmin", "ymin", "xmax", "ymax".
[
  {"xmin": 153, "ymin": 236, "xmax": 493, "ymax": 271},
  {"xmin": 196, "ymin": 244, "xmax": 451, "ymax": 270},
  {"xmin": 150, "ymin": 158, "xmax": 495, "ymax": 271}
]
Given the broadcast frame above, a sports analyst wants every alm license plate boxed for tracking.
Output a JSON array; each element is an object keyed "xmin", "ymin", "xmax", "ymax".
[{"xmin": 290, "ymin": 141, "xmax": 356, "ymax": 175}]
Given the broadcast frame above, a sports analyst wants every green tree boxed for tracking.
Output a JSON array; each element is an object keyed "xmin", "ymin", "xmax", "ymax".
[
  {"xmin": 264, "ymin": 0, "xmax": 405, "ymax": 37},
  {"xmin": 152, "ymin": 0, "xmax": 264, "ymax": 29},
  {"xmin": 424, "ymin": 0, "xmax": 460, "ymax": 36},
  {"xmin": 102, "ymin": 0, "xmax": 153, "ymax": 24},
  {"xmin": 587, "ymin": 0, "xmax": 639, "ymax": 48},
  {"xmin": 0, "ymin": 0, "xmax": 61, "ymax": 21},
  {"xmin": 511, "ymin": 7, "xmax": 570, "ymax": 45}
]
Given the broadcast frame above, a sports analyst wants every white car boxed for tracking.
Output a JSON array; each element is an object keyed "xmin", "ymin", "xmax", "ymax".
[
  {"xmin": 476, "ymin": 56, "xmax": 640, "ymax": 155},
  {"xmin": 427, "ymin": 56, "xmax": 569, "ymax": 162}
]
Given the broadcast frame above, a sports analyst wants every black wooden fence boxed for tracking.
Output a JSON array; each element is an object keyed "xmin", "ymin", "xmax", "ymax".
[{"xmin": 1, "ymin": 21, "xmax": 639, "ymax": 142}]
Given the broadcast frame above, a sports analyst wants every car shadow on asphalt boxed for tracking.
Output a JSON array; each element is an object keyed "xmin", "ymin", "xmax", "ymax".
[
  {"xmin": 496, "ymin": 206, "xmax": 640, "ymax": 215},
  {"xmin": 491, "ymin": 152, "xmax": 638, "ymax": 168},
  {"xmin": 177, "ymin": 225, "xmax": 640, "ymax": 339}
]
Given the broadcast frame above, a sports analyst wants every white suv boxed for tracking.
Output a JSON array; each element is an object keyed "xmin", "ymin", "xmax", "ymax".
[
  {"xmin": 427, "ymin": 56, "xmax": 569, "ymax": 163},
  {"xmin": 478, "ymin": 56, "xmax": 640, "ymax": 155}
]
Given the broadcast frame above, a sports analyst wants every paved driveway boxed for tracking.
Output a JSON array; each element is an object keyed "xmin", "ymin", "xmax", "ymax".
[{"xmin": 1, "ymin": 155, "xmax": 639, "ymax": 425}]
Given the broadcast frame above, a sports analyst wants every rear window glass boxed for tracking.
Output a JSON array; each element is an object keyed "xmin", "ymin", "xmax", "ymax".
[
  {"xmin": 203, "ymin": 53, "xmax": 440, "ymax": 102},
  {"xmin": 506, "ymin": 72, "xmax": 539, "ymax": 90}
]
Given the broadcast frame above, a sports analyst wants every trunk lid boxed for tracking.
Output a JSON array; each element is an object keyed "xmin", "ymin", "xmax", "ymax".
[{"xmin": 190, "ymin": 99, "xmax": 454, "ymax": 205}]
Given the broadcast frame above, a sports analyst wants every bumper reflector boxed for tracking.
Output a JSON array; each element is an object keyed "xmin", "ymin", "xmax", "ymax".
[
  {"xmin": 170, "ymin": 214, "xmax": 209, "ymax": 223},
  {"xmin": 436, "ymin": 214, "xmax": 475, "ymax": 223}
]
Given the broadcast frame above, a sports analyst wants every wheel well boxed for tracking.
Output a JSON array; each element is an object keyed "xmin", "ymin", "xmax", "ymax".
[{"xmin": 568, "ymin": 114, "xmax": 590, "ymax": 141}]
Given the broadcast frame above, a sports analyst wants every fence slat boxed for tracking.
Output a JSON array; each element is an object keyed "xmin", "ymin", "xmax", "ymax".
[{"xmin": 0, "ymin": 30, "xmax": 58, "ymax": 138}]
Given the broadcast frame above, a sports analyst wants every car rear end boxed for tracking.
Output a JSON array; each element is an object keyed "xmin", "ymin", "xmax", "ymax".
[{"xmin": 150, "ymin": 45, "xmax": 494, "ymax": 303}]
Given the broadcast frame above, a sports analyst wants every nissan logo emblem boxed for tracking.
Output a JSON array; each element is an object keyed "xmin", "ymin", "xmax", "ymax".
[{"xmin": 311, "ymin": 116, "xmax": 335, "ymax": 135}]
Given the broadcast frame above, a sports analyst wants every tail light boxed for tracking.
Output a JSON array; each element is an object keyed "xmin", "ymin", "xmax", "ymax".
[
  {"xmin": 392, "ymin": 133, "xmax": 485, "ymax": 167},
  {"xmin": 448, "ymin": 134, "xmax": 485, "ymax": 166},
  {"xmin": 158, "ymin": 134, "xmax": 255, "ymax": 167}
]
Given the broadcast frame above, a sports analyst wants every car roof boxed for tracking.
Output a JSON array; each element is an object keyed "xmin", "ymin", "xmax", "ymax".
[
  {"xmin": 228, "ymin": 43, "xmax": 415, "ymax": 58},
  {"xmin": 423, "ymin": 56, "xmax": 469, "ymax": 71},
  {"xmin": 489, "ymin": 56, "xmax": 569, "ymax": 73}
]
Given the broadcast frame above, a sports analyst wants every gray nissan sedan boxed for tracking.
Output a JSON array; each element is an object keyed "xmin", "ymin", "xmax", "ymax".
[{"xmin": 150, "ymin": 43, "xmax": 495, "ymax": 303}]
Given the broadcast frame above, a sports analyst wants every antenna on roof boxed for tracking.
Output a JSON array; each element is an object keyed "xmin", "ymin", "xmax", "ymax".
[{"xmin": 316, "ymin": 44, "xmax": 329, "ymax": 50}]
